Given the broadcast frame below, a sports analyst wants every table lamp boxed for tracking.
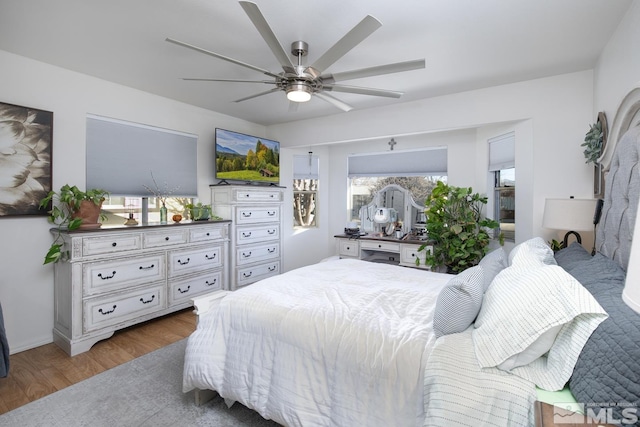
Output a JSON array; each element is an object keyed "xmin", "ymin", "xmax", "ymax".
[{"xmin": 542, "ymin": 197, "xmax": 598, "ymax": 247}]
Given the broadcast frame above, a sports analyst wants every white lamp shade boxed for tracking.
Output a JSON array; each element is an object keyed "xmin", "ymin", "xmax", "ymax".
[
  {"xmin": 623, "ymin": 198, "xmax": 640, "ymax": 314},
  {"xmin": 542, "ymin": 198, "xmax": 598, "ymax": 231}
]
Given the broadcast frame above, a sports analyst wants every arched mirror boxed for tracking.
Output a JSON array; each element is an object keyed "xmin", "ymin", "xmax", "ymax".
[{"xmin": 359, "ymin": 184, "xmax": 426, "ymax": 238}]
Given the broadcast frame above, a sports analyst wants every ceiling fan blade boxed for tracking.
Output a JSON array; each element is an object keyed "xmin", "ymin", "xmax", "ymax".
[
  {"xmin": 314, "ymin": 92, "xmax": 354, "ymax": 112},
  {"xmin": 166, "ymin": 37, "xmax": 281, "ymax": 79},
  {"xmin": 309, "ymin": 15, "xmax": 382, "ymax": 74},
  {"xmin": 321, "ymin": 59, "xmax": 425, "ymax": 84},
  {"xmin": 182, "ymin": 78, "xmax": 276, "ymax": 84},
  {"xmin": 234, "ymin": 87, "xmax": 282, "ymax": 103},
  {"xmin": 239, "ymin": 1, "xmax": 295, "ymax": 73},
  {"xmin": 324, "ymin": 84, "xmax": 403, "ymax": 98}
]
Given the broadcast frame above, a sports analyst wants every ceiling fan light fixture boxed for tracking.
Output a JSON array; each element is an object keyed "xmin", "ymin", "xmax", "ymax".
[{"xmin": 286, "ymin": 82, "xmax": 312, "ymax": 102}]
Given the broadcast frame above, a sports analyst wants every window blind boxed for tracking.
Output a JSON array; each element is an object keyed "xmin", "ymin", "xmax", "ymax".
[
  {"xmin": 293, "ymin": 154, "xmax": 319, "ymax": 179},
  {"xmin": 348, "ymin": 147, "xmax": 447, "ymax": 177},
  {"xmin": 86, "ymin": 114, "xmax": 198, "ymax": 197},
  {"xmin": 488, "ymin": 131, "xmax": 515, "ymax": 171}
]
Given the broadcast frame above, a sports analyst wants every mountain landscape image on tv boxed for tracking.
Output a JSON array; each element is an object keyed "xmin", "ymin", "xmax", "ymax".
[{"xmin": 215, "ymin": 128, "xmax": 280, "ymax": 184}]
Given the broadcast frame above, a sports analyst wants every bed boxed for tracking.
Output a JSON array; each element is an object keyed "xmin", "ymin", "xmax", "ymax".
[{"xmin": 182, "ymin": 86, "xmax": 640, "ymax": 427}]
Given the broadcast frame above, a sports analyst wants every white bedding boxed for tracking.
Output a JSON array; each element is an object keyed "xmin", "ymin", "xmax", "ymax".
[{"xmin": 183, "ymin": 258, "xmax": 452, "ymax": 426}]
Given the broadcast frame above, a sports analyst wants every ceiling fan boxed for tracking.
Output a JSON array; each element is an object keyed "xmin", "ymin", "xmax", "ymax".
[{"xmin": 166, "ymin": 1, "xmax": 425, "ymax": 112}]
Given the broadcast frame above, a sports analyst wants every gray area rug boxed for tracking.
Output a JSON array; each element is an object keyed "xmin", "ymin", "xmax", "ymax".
[{"xmin": 0, "ymin": 339, "xmax": 280, "ymax": 426}]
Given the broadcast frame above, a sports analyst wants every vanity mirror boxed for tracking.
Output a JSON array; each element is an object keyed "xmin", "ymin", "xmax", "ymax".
[{"xmin": 359, "ymin": 184, "xmax": 426, "ymax": 237}]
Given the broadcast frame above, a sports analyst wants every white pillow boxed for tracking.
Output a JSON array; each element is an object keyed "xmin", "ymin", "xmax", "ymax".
[
  {"xmin": 432, "ymin": 266, "xmax": 484, "ymax": 338},
  {"xmin": 472, "ymin": 263, "xmax": 607, "ymax": 391},
  {"xmin": 497, "ymin": 324, "xmax": 563, "ymax": 371},
  {"xmin": 508, "ymin": 236, "xmax": 557, "ymax": 269}
]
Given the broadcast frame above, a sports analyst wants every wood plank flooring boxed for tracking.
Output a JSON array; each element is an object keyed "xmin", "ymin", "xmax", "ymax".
[{"xmin": 0, "ymin": 308, "xmax": 196, "ymax": 415}]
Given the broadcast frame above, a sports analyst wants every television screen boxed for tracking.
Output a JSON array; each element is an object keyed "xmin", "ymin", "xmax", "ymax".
[{"xmin": 215, "ymin": 128, "xmax": 280, "ymax": 184}]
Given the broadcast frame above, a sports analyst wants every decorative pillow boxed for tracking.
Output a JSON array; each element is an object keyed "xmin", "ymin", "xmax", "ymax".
[
  {"xmin": 554, "ymin": 242, "xmax": 592, "ymax": 271},
  {"xmin": 507, "ymin": 237, "xmax": 557, "ymax": 269},
  {"xmin": 472, "ymin": 263, "xmax": 608, "ymax": 391},
  {"xmin": 478, "ymin": 247, "xmax": 508, "ymax": 292},
  {"xmin": 432, "ymin": 266, "xmax": 485, "ymax": 338}
]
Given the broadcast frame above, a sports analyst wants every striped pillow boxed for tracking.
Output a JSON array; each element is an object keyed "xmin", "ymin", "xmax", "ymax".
[
  {"xmin": 432, "ymin": 266, "xmax": 484, "ymax": 338},
  {"xmin": 472, "ymin": 263, "xmax": 608, "ymax": 391},
  {"xmin": 478, "ymin": 247, "xmax": 508, "ymax": 292}
]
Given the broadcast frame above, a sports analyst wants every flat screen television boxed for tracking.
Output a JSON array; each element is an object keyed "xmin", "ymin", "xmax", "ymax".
[{"xmin": 215, "ymin": 128, "xmax": 280, "ymax": 185}]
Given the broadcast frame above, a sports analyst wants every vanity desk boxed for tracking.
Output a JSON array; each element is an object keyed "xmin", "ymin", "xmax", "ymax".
[{"xmin": 334, "ymin": 234, "xmax": 433, "ymax": 270}]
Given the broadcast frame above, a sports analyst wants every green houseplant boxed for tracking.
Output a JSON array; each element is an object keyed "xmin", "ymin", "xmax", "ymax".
[
  {"xmin": 581, "ymin": 121, "xmax": 604, "ymax": 164},
  {"xmin": 186, "ymin": 202, "xmax": 212, "ymax": 221},
  {"xmin": 417, "ymin": 182, "xmax": 502, "ymax": 273},
  {"xmin": 39, "ymin": 185, "xmax": 109, "ymax": 264}
]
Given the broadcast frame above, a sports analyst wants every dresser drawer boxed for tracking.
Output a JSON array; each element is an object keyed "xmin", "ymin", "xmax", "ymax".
[
  {"xmin": 83, "ymin": 254, "xmax": 165, "ymax": 296},
  {"xmin": 236, "ymin": 224, "xmax": 279, "ymax": 244},
  {"xmin": 189, "ymin": 224, "xmax": 227, "ymax": 243},
  {"xmin": 143, "ymin": 229, "xmax": 189, "ymax": 248},
  {"xmin": 236, "ymin": 261, "xmax": 280, "ymax": 288},
  {"xmin": 400, "ymin": 244, "xmax": 431, "ymax": 266},
  {"xmin": 338, "ymin": 239, "xmax": 359, "ymax": 257},
  {"xmin": 83, "ymin": 284, "xmax": 164, "ymax": 333},
  {"xmin": 236, "ymin": 242, "xmax": 279, "ymax": 266},
  {"xmin": 360, "ymin": 240, "xmax": 400, "ymax": 253},
  {"xmin": 168, "ymin": 245, "xmax": 222, "ymax": 276},
  {"xmin": 169, "ymin": 270, "xmax": 223, "ymax": 305},
  {"xmin": 82, "ymin": 233, "xmax": 142, "ymax": 257},
  {"xmin": 235, "ymin": 206, "xmax": 280, "ymax": 225},
  {"xmin": 234, "ymin": 189, "xmax": 282, "ymax": 202}
]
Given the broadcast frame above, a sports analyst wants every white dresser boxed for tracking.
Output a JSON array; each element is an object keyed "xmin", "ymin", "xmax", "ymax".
[
  {"xmin": 52, "ymin": 220, "xmax": 230, "ymax": 356},
  {"xmin": 211, "ymin": 184, "xmax": 284, "ymax": 290},
  {"xmin": 335, "ymin": 235, "xmax": 433, "ymax": 270}
]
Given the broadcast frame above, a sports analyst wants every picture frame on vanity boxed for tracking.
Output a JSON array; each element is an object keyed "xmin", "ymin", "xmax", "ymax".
[{"xmin": 0, "ymin": 101, "xmax": 53, "ymax": 217}]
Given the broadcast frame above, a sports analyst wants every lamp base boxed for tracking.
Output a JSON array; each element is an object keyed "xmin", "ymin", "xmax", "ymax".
[
  {"xmin": 563, "ymin": 230, "xmax": 582, "ymax": 247},
  {"xmin": 124, "ymin": 217, "xmax": 138, "ymax": 226}
]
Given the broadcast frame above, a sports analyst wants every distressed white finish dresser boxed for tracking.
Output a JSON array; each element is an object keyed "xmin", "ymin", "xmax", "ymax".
[
  {"xmin": 52, "ymin": 220, "xmax": 230, "ymax": 356},
  {"xmin": 211, "ymin": 184, "xmax": 284, "ymax": 290}
]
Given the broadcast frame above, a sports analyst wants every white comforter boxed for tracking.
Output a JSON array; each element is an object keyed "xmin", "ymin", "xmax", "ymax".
[{"xmin": 183, "ymin": 258, "xmax": 452, "ymax": 426}]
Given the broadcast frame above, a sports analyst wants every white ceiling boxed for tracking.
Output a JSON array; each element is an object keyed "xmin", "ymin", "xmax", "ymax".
[{"xmin": 0, "ymin": 0, "xmax": 632, "ymax": 126}]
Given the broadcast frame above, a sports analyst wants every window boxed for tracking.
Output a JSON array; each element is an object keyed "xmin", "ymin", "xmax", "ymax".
[
  {"xmin": 293, "ymin": 154, "xmax": 319, "ymax": 228},
  {"xmin": 488, "ymin": 132, "xmax": 515, "ymax": 242},
  {"xmin": 347, "ymin": 148, "xmax": 448, "ymax": 226},
  {"xmin": 102, "ymin": 196, "xmax": 193, "ymax": 225}
]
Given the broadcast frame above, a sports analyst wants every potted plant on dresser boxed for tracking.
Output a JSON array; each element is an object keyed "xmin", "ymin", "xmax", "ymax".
[
  {"xmin": 39, "ymin": 184, "xmax": 109, "ymax": 264},
  {"xmin": 417, "ymin": 181, "xmax": 502, "ymax": 273}
]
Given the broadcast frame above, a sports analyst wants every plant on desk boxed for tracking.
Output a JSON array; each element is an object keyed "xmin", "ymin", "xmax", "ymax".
[{"xmin": 417, "ymin": 181, "xmax": 502, "ymax": 273}]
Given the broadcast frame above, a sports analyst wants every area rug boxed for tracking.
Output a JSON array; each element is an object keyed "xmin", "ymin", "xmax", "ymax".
[{"xmin": 0, "ymin": 339, "xmax": 279, "ymax": 426}]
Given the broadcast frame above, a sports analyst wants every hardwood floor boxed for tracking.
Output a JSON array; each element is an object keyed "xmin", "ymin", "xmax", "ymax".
[{"xmin": 0, "ymin": 308, "xmax": 196, "ymax": 415}]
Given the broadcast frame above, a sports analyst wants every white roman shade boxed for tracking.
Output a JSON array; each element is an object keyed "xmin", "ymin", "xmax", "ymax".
[
  {"xmin": 348, "ymin": 147, "xmax": 447, "ymax": 177},
  {"xmin": 86, "ymin": 114, "xmax": 198, "ymax": 197},
  {"xmin": 293, "ymin": 154, "xmax": 319, "ymax": 179},
  {"xmin": 488, "ymin": 131, "xmax": 515, "ymax": 171}
]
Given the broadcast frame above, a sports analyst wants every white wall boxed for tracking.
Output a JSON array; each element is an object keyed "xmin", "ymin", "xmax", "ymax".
[
  {"xmin": 0, "ymin": 50, "xmax": 265, "ymax": 353},
  {"xmin": 269, "ymin": 71, "xmax": 596, "ymax": 269}
]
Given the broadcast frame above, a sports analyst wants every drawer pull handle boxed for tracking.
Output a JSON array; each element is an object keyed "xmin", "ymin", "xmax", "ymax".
[
  {"xmin": 205, "ymin": 253, "xmax": 216, "ymax": 260},
  {"xmin": 139, "ymin": 264, "xmax": 155, "ymax": 270},
  {"xmin": 378, "ymin": 244, "xmax": 382, "ymax": 248},
  {"xmin": 140, "ymin": 295, "xmax": 155, "ymax": 304},
  {"xmin": 242, "ymin": 232, "xmax": 252, "ymax": 238},
  {"xmin": 242, "ymin": 252, "xmax": 252, "ymax": 258},
  {"xmin": 178, "ymin": 258, "xmax": 190, "ymax": 265},
  {"xmin": 206, "ymin": 232, "xmax": 210, "ymax": 236},
  {"xmin": 346, "ymin": 246, "xmax": 350, "ymax": 250},
  {"xmin": 98, "ymin": 271, "xmax": 116, "ymax": 280},
  {"xmin": 243, "ymin": 271, "xmax": 253, "ymax": 278},
  {"xmin": 268, "ymin": 265, "xmax": 277, "ymax": 272},
  {"xmin": 112, "ymin": 242, "xmax": 117, "ymax": 247},
  {"xmin": 98, "ymin": 305, "xmax": 117, "ymax": 315},
  {"xmin": 178, "ymin": 286, "xmax": 191, "ymax": 294},
  {"xmin": 270, "ymin": 194, "xmax": 275, "ymax": 198},
  {"xmin": 242, "ymin": 212, "xmax": 252, "ymax": 217},
  {"xmin": 206, "ymin": 278, "xmax": 217, "ymax": 286},
  {"xmin": 165, "ymin": 237, "xmax": 170, "ymax": 241},
  {"xmin": 267, "ymin": 248, "xmax": 276, "ymax": 253},
  {"xmin": 267, "ymin": 229, "xmax": 276, "ymax": 235},
  {"xmin": 267, "ymin": 211, "xmax": 276, "ymax": 216}
]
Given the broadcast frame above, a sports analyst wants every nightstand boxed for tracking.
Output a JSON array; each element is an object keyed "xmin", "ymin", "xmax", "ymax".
[{"xmin": 534, "ymin": 401, "xmax": 617, "ymax": 427}]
